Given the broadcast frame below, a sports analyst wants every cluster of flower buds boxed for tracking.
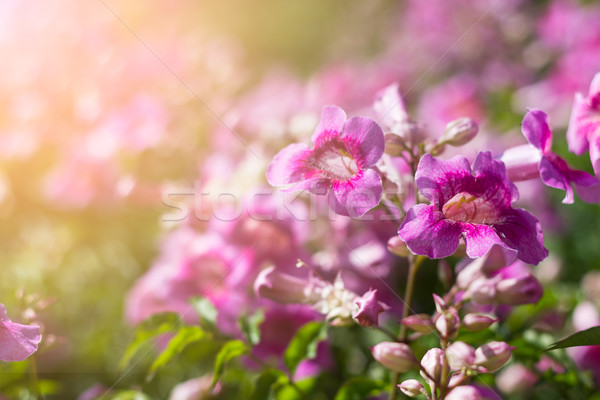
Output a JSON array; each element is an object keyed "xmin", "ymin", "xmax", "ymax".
[
  {"xmin": 254, "ymin": 265, "xmax": 388, "ymax": 326},
  {"xmin": 456, "ymin": 252, "xmax": 544, "ymax": 306},
  {"xmin": 391, "ymin": 340, "xmax": 513, "ymax": 399}
]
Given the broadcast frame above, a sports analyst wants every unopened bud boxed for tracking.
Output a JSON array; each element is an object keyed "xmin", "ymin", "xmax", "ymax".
[
  {"xmin": 398, "ymin": 379, "xmax": 425, "ymax": 398},
  {"xmin": 401, "ymin": 313, "xmax": 435, "ymax": 334},
  {"xmin": 420, "ymin": 348, "xmax": 445, "ymax": 384},
  {"xmin": 462, "ymin": 313, "xmax": 498, "ymax": 332},
  {"xmin": 372, "ymin": 342, "xmax": 418, "ymax": 373},
  {"xmin": 353, "ymin": 289, "xmax": 388, "ymax": 327},
  {"xmin": 440, "ymin": 118, "xmax": 479, "ymax": 147},
  {"xmin": 498, "ymin": 144, "xmax": 541, "ymax": 182},
  {"xmin": 254, "ymin": 266, "xmax": 307, "ymax": 304},
  {"xmin": 445, "ymin": 385, "xmax": 485, "ymax": 400},
  {"xmin": 466, "ymin": 278, "xmax": 497, "ymax": 305},
  {"xmin": 446, "ymin": 341, "xmax": 476, "ymax": 371},
  {"xmin": 385, "ymin": 133, "xmax": 409, "ymax": 156},
  {"xmin": 474, "ymin": 341, "xmax": 513, "ymax": 372},
  {"xmin": 387, "ymin": 235, "xmax": 411, "ymax": 257},
  {"xmin": 495, "ymin": 273, "xmax": 543, "ymax": 305},
  {"xmin": 435, "ymin": 308, "xmax": 460, "ymax": 339},
  {"xmin": 496, "ymin": 363, "xmax": 538, "ymax": 395}
]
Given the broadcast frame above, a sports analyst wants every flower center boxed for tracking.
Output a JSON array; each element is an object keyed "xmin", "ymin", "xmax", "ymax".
[
  {"xmin": 309, "ymin": 139, "xmax": 358, "ymax": 180},
  {"xmin": 442, "ymin": 192, "xmax": 502, "ymax": 224}
]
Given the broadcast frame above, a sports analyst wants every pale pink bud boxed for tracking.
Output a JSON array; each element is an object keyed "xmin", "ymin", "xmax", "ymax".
[
  {"xmin": 445, "ymin": 385, "xmax": 485, "ymax": 400},
  {"xmin": 474, "ymin": 341, "xmax": 513, "ymax": 372},
  {"xmin": 496, "ymin": 363, "xmax": 537, "ymax": 395},
  {"xmin": 440, "ymin": 118, "xmax": 479, "ymax": 147},
  {"xmin": 384, "ymin": 133, "xmax": 409, "ymax": 156},
  {"xmin": 401, "ymin": 314, "xmax": 435, "ymax": 334},
  {"xmin": 499, "ymin": 144, "xmax": 542, "ymax": 182},
  {"xmin": 462, "ymin": 313, "xmax": 498, "ymax": 332},
  {"xmin": 254, "ymin": 266, "xmax": 307, "ymax": 304},
  {"xmin": 372, "ymin": 342, "xmax": 418, "ymax": 373},
  {"xmin": 397, "ymin": 379, "xmax": 425, "ymax": 398},
  {"xmin": 495, "ymin": 273, "xmax": 543, "ymax": 305},
  {"xmin": 420, "ymin": 348, "xmax": 445, "ymax": 384},
  {"xmin": 456, "ymin": 257, "xmax": 486, "ymax": 290},
  {"xmin": 466, "ymin": 278, "xmax": 497, "ymax": 305},
  {"xmin": 387, "ymin": 235, "xmax": 411, "ymax": 257},
  {"xmin": 432, "ymin": 293, "xmax": 447, "ymax": 313},
  {"xmin": 435, "ymin": 308, "xmax": 460, "ymax": 339},
  {"xmin": 446, "ymin": 341, "xmax": 476, "ymax": 371},
  {"xmin": 353, "ymin": 289, "xmax": 388, "ymax": 327}
]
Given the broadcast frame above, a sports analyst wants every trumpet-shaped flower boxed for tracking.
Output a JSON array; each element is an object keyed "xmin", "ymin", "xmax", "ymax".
[
  {"xmin": 267, "ymin": 106, "xmax": 385, "ymax": 217},
  {"xmin": 520, "ymin": 109, "xmax": 600, "ymax": 203},
  {"xmin": 397, "ymin": 152, "xmax": 547, "ymax": 265},
  {"xmin": 567, "ymin": 72, "xmax": 600, "ymax": 175}
]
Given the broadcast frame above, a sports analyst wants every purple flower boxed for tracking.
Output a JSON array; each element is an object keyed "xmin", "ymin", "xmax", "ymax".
[
  {"xmin": 0, "ymin": 303, "xmax": 41, "ymax": 362},
  {"xmin": 567, "ymin": 72, "xmax": 600, "ymax": 175},
  {"xmin": 397, "ymin": 152, "xmax": 548, "ymax": 265},
  {"xmin": 521, "ymin": 109, "xmax": 600, "ymax": 204},
  {"xmin": 267, "ymin": 105, "xmax": 385, "ymax": 217}
]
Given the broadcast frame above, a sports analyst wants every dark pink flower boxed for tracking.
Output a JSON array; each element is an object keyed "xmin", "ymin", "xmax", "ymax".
[
  {"xmin": 520, "ymin": 109, "xmax": 600, "ymax": 203},
  {"xmin": 398, "ymin": 152, "xmax": 547, "ymax": 265},
  {"xmin": 267, "ymin": 106, "xmax": 385, "ymax": 217},
  {"xmin": 567, "ymin": 73, "xmax": 600, "ymax": 175},
  {"xmin": 0, "ymin": 303, "xmax": 41, "ymax": 362}
]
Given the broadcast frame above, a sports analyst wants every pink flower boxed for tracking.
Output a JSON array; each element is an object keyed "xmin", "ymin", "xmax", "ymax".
[
  {"xmin": 502, "ymin": 109, "xmax": 600, "ymax": 204},
  {"xmin": 567, "ymin": 72, "xmax": 600, "ymax": 175},
  {"xmin": 0, "ymin": 303, "xmax": 41, "ymax": 362},
  {"xmin": 397, "ymin": 152, "xmax": 548, "ymax": 265},
  {"xmin": 267, "ymin": 105, "xmax": 385, "ymax": 217}
]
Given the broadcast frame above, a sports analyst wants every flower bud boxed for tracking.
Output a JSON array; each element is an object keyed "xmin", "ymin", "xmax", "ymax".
[
  {"xmin": 420, "ymin": 348, "xmax": 445, "ymax": 384},
  {"xmin": 254, "ymin": 266, "xmax": 307, "ymax": 304},
  {"xmin": 462, "ymin": 313, "xmax": 498, "ymax": 332},
  {"xmin": 495, "ymin": 273, "xmax": 543, "ymax": 305},
  {"xmin": 465, "ymin": 278, "xmax": 497, "ymax": 305},
  {"xmin": 387, "ymin": 235, "xmax": 411, "ymax": 257},
  {"xmin": 401, "ymin": 313, "xmax": 435, "ymax": 334},
  {"xmin": 440, "ymin": 118, "xmax": 479, "ymax": 147},
  {"xmin": 372, "ymin": 342, "xmax": 418, "ymax": 373},
  {"xmin": 496, "ymin": 363, "xmax": 537, "ymax": 395},
  {"xmin": 398, "ymin": 379, "xmax": 425, "ymax": 398},
  {"xmin": 474, "ymin": 341, "xmax": 513, "ymax": 372},
  {"xmin": 432, "ymin": 293, "xmax": 447, "ymax": 314},
  {"xmin": 384, "ymin": 133, "xmax": 409, "ymax": 156},
  {"xmin": 445, "ymin": 385, "xmax": 485, "ymax": 400},
  {"xmin": 446, "ymin": 341, "xmax": 476, "ymax": 371},
  {"xmin": 353, "ymin": 289, "xmax": 388, "ymax": 327},
  {"xmin": 435, "ymin": 308, "xmax": 460, "ymax": 339}
]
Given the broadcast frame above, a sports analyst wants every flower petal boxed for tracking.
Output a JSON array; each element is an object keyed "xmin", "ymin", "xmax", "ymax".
[
  {"xmin": 311, "ymin": 105, "xmax": 346, "ymax": 144},
  {"xmin": 522, "ymin": 109, "xmax": 552, "ymax": 154},
  {"xmin": 373, "ymin": 83, "xmax": 409, "ymax": 131},
  {"xmin": 539, "ymin": 155, "xmax": 574, "ymax": 204},
  {"xmin": 266, "ymin": 143, "xmax": 312, "ymax": 186},
  {"xmin": 472, "ymin": 151, "xmax": 519, "ymax": 205},
  {"xmin": 567, "ymin": 93, "xmax": 596, "ymax": 155},
  {"xmin": 398, "ymin": 204, "xmax": 462, "ymax": 259},
  {"xmin": 462, "ymin": 223, "xmax": 517, "ymax": 264},
  {"xmin": 493, "ymin": 209, "xmax": 548, "ymax": 265},
  {"xmin": 329, "ymin": 168, "xmax": 382, "ymax": 217},
  {"xmin": 415, "ymin": 154, "xmax": 474, "ymax": 206},
  {"xmin": 342, "ymin": 117, "xmax": 385, "ymax": 168},
  {"xmin": 0, "ymin": 304, "xmax": 41, "ymax": 362},
  {"xmin": 590, "ymin": 131, "xmax": 600, "ymax": 177}
]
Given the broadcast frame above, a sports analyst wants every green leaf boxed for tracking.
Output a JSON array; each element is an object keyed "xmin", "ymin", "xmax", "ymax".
[
  {"xmin": 212, "ymin": 339, "xmax": 249, "ymax": 387},
  {"xmin": 240, "ymin": 309, "xmax": 265, "ymax": 346},
  {"xmin": 250, "ymin": 369, "xmax": 286, "ymax": 400},
  {"xmin": 192, "ymin": 297, "xmax": 218, "ymax": 326},
  {"xmin": 119, "ymin": 312, "xmax": 182, "ymax": 371},
  {"xmin": 546, "ymin": 326, "xmax": 600, "ymax": 351},
  {"xmin": 284, "ymin": 321, "xmax": 327, "ymax": 374},
  {"xmin": 110, "ymin": 390, "xmax": 151, "ymax": 400},
  {"xmin": 147, "ymin": 325, "xmax": 206, "ymax": 380},
  {"xmin": 334, "ymin": 377, "xmax": 388, "ymax": 400}
]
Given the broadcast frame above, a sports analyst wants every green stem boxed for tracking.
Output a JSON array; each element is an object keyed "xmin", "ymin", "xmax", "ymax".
[
  {"xmin": 30, "ymin": 355, "xmax": 39, "ymax": 399},
  {"xmin": 389, "ymin": 255, "xmax": 425, "ymax": 400}
]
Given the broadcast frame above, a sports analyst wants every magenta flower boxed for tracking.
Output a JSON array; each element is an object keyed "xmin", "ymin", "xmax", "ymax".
[
  {"xmin": 521, "ymin": 109, "xmax": 600, "ymax": 204},
  {"xmin": 0, "ymin": 303, "xmax": 41, "ymax": 362},
  {"xmin": 267, "ymin": 106, "xmax": 385, "ymax": 217},
  {"xmin": 567, "ymin": 72, "xmax": 600, "ymax": 175},
  {"xmin": 397, "ymin": 152, "xmax": 548, "ymax": 265}
]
